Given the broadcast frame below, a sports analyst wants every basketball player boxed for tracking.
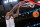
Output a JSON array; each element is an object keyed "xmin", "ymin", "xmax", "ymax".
[
  {"xmin": 6, "ymin": 1, "xmax": 35, "ymax": 27},
  {"xmin": 6, "ymin": 2, "xmax": 21, "ymax": 27}
]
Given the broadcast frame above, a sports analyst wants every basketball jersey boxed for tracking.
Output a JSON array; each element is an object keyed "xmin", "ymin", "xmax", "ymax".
[{"xmin": 6, "ymin": 16, "xmax": 15, "ymax": 27}]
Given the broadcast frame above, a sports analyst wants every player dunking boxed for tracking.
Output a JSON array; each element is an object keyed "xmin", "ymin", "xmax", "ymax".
[
  {"xmin": 6, "ymin": 1, "xmax": 35, "ymax": 27},
  {"xmin": 6, "ymin": 2, "xmax": 21, "ymax": 27}
]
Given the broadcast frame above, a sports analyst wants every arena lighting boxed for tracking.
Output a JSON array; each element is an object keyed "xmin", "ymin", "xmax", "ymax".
[
  {"xmin": 2, "ymin": 16, "xmax": 4, "ymax": 17},
  {"xmin": 9, "ymin": 0, "xmax": 13, "ymax": 2},
  {"xmin": 4, "ymin": 1, "xmax": 8, "ymax": 4},
  {"xmin": 38, "ymin": 1, "xmax": 40, "ymax": 3},
  {"xmin": 9, "ymin": 0, "xmax": 17, "ymax": 2},
  {"xmin": 13, "ymin": 0, "xmax": 17, "ymax": 2}
]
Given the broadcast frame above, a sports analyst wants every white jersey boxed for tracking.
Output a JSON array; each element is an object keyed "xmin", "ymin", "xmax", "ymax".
[{"xmin": 6, "ymin": 16, "xmax": 15, "ymax": 27}]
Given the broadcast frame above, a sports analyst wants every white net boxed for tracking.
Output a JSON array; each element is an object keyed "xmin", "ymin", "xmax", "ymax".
[
  {"xmin": 21, "ymin": 1, "xmax": 30, "ymax": 6},
  {"xmin": 21, "ymin": 1, "xmax": 35, "ymax": 8}
]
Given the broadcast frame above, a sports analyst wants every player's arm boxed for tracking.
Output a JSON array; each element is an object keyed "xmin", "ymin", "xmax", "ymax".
[
  {"xmin": 10, "ymin": 2, "xmax": 21, "ymax": 13},
  {"xmin": 6, "ymin": 2, "xmax": 21, "ymax": 20},
  {"xmin": 6, "ymin": 5, "xmax": 19, "ymax": 20},
  {"xmin": 9, "ymin": 2, "xmax": 21, "ymax": 18},
  {"xmin": 13, "ymin": 6, "xmax": 20, "ymax": 18}
]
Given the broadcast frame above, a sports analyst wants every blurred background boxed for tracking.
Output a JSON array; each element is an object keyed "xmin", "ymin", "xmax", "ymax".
[{"xmin": 0, "ymin": 0, "xmax": 40, "ymax": 27}]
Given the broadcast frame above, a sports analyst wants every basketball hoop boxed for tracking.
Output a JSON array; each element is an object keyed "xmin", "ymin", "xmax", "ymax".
[
  {"xmin": 29, "ymin": 0, "xmax": 40, "ymax": 6},
  {"xmin": 20, "ymin": 0, "xmax": 40, "ymax": 7}
]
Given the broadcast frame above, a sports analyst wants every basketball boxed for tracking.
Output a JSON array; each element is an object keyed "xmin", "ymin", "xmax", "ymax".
[{"xmin": 33, "ymin": 11, "xmax": 39, "ymax": 18}]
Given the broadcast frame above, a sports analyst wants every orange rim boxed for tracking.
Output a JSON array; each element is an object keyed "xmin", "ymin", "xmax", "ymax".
[{"xmin": 20, "ymin": 0, "xmax": 40, "ymax": 7}]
